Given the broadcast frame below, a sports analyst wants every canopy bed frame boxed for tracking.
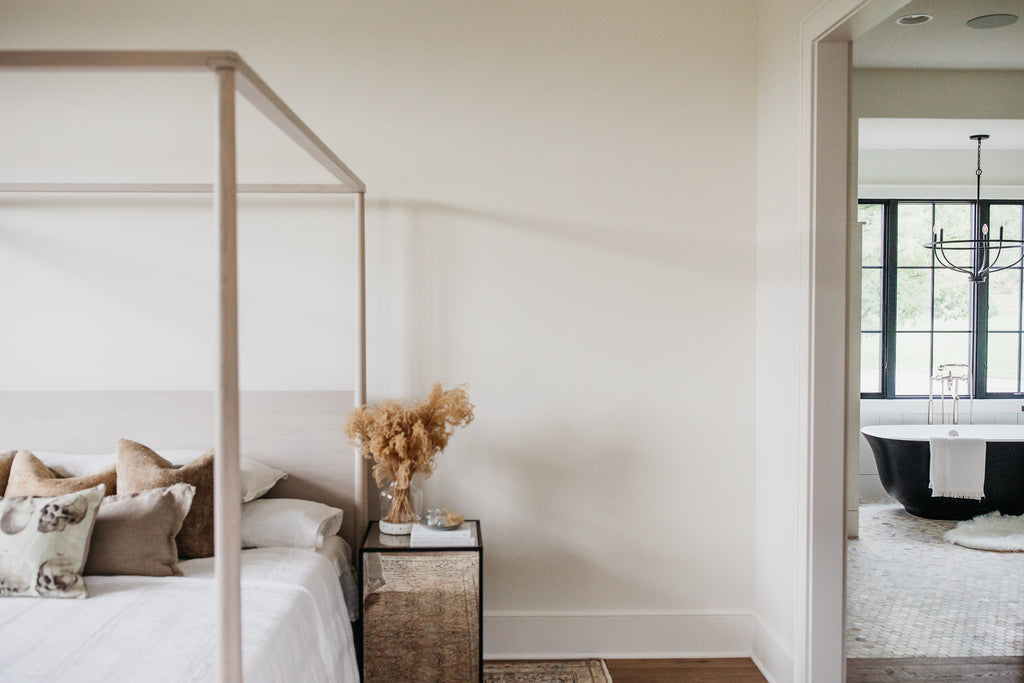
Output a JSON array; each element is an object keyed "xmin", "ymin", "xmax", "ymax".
[{"xmin": 0, "ymin": 50, "xmax": 369, "ymax": 683}]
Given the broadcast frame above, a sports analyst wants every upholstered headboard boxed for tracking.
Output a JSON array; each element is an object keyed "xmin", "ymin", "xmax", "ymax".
[{"xmin": 0, "ymin": 391, "xmax": 358, "ymax": 546}]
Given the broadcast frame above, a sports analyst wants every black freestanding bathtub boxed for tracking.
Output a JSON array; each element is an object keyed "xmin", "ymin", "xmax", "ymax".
[{"xmin": 861, "ymin": 424, "xmax": 1024, "ymax": 520}]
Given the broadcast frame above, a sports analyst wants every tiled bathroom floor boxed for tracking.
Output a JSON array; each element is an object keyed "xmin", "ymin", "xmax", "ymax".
[{"xmin": 847, "ymin": 502, "xmax": 1024, "ymax": 658}]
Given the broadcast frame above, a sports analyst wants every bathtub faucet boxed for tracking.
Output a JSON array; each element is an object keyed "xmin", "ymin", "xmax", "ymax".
[{"xmin": 927, "ymin": 363, "xmax": 973, "ymax": 425}]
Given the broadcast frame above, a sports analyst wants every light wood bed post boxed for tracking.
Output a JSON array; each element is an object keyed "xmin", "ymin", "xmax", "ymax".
[
  {"xmin": 354, "ymin": 192, "xmax": 368, "ymax": 541},
  {"xmin": 213, "ymin": 61, "xmax": 243, "ymax": 683}
]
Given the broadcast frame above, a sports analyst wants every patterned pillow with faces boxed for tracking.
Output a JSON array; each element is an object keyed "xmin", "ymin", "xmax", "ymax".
[{"xmin": 0, "ymin": 484, "xmax": 105, "ymax": 598}]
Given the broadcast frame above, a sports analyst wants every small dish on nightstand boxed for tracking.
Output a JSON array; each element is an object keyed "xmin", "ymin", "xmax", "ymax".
[{"xmin": 423, "ymin": 508, "xmax": 465, "ymax": 530}]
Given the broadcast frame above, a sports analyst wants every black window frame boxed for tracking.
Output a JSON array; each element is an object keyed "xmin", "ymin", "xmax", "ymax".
[{"xmin": 860, "ymin": 198, "xmax": 1024, "ymax": 399}]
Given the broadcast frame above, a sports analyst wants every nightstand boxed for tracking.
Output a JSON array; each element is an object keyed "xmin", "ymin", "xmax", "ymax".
[{"xmin": 359, "ymin": 520, "xmax": 483, "ymax": 683}]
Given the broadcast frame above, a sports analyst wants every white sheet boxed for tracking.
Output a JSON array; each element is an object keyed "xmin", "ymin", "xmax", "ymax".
[
  {"xmin": 0, "ymin": 547, "xmax": 360, "ymax": 683},
  {"xmin": 320, "ymin": 535, "xmax": 361, "ymax": 621}
]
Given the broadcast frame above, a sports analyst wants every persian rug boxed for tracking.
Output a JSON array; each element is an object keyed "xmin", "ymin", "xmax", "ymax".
[
  {"xmin": 944, "ymin": 511, "xmax": 1024, "ymax": 551},
  {"xmin": 483, "ymin": 659, "xmax": 612, "ymax": 682}
]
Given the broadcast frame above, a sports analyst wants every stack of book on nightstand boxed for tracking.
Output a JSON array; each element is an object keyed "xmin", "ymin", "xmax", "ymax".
[{"xmin": 410, "ymin": 522, "xmax": 473, "ymax": 548}]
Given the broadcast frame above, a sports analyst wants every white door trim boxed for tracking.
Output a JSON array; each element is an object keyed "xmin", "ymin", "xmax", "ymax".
[{"xmin": 795, "ymin": 2, "xmax": 908, "ymax": 681}]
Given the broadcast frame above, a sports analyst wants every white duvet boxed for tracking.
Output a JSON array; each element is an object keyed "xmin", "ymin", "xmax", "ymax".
[{"xmin": 0, "ymin": 547, "xmax": 360, "ymax": 683}]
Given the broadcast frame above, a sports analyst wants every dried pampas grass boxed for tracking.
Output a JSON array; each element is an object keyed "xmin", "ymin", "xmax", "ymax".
[{"xmin": 345, "ymin": 382, "xmax": 474, "ymax": 523}]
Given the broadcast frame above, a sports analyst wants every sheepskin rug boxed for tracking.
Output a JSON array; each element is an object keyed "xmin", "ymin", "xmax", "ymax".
[{"xmin": 944, "ymin": 511, "xmax": 1024, "ymax": 552}]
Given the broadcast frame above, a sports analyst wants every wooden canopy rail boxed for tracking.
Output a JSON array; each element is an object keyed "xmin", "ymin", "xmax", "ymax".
[
  {"xmin": 0, "ymin": 183, "xmax": 351, "ymax": 193},
  {"xmin": 0, "ymin": 50, "xmax": 369, "ymax": 683}
]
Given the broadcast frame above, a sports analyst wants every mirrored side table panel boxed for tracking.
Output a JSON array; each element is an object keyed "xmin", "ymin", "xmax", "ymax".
[{"xmin": 360, "ymin": 520, "xmax": 482, "ymax": 683}]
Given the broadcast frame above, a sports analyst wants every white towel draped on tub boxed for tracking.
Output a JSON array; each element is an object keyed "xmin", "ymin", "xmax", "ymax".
[{"xmin": 929, "ymin": 431, "xmax": 987, "ymax": 500}]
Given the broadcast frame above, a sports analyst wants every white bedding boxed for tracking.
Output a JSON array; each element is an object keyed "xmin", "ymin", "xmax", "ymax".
[{"xmin": 0, "ymin": 546, "xmax": 360, "ymax": 683}]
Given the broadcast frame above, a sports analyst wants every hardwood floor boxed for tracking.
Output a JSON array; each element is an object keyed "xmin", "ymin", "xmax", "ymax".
[
  {"xmin": 603, "ymin": 657, "xmax": 1024, "ymax": 681},
  {"xmin": 604, "ymin": 658, "xmax": 767, "ymax": 682},
  {"xmin": 847, "ymin": 657, "xmax": 1024, "ymax": 681}
]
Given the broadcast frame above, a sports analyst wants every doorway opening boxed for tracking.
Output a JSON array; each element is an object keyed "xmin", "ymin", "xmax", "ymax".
[{"xmin": 834, "ymin": 0, "xmax": 1024, "ymax": 678}]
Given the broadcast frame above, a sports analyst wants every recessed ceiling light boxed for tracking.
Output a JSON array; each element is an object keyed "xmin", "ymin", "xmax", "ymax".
[
  {"xmin": 896, "ymin": 14, "xmax": 933, "ymax": 25},
  {"xmin": 966, "ymin": 13, "xmax": 1019, "ymax": 29}
]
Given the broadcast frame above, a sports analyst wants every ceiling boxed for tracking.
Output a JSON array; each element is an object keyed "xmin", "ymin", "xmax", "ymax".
[
  {"xmin": 854, "ymin": 0, "xmax": 1022, "ymax": 158},
  {"xmin": 859, "ymin": 119, "xmax": 1024, "ymax": 150},
  {"xmin": 853, "ymin": 0, "xmax": 1024, "ymax": 70}
]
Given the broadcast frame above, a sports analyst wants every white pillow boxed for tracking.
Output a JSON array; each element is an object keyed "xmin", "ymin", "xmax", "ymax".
[
  {"xmin": 28, "ymin": 451, "xmax": 116, "ymax": 479},
  {"xmin": 238, "ymin": 458, "xmax": 288, "ymax": 503},
  {"xmin": 162, "ymin": 453, "xmax": 287, "ymax": 503},
  {"xmin": 0, "ymin": 484, "xmax": 106, "ymax": 598},
  {"xmin": 21, "ymin": 450, "xmax": 286, "ymax": 503},
  {"xmin": 241, "ymin": 498, "xmax": 343, "ymax": 550}
]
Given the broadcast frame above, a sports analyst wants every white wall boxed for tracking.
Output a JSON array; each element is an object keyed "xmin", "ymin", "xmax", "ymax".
[
  {"xmin": 753, "ymin": 1, "xmax": 901, "ymax": 679},
  {"xmin": 753, "ymin": 0, "xmax": 826, "ymax": 678},
  {"xmin": 0, "ymin": 1, "xmax": 759, "ymax": 658},
  {"xmin": 859, "ymin": 148, "xmax": 1024, "ymax": 191},
  {"xmin": 854, "ymin": 69, "xmax": 1024, "ymax": 120}
]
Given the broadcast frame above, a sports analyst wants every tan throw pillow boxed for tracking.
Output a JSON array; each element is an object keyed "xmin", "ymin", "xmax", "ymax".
[
  {"xmin": 0, "ymin": 484, "xmax": 106, "ymax": 599},
  {"xmin": 0, "ymin": 450, "xmax": 15, "ymax": 495},
  {"xmin": 116, "ymin": 439, "xmax": 214, "ymax": 559},
  {"xmin": 85, "ymin": 483, "xmax": 196, "ymax": 577},
  {"xmin": 4, "ymin": 450, "xmax": 117, "ymax": 498}
]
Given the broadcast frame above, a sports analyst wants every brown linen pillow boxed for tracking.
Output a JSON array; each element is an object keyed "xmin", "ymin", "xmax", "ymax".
[
  {"xmin": 116, "ymin": 439, "xmax": 214, "ymax": 559},
  {"xmin": 4, "ymin": 450, "xmax": 117, "ymax": 498},
  {"xmin": 85, "ymin": 483, "xmax": 196, "ymax": 577},
  {"xmin": 0, "ymin": 450, "xmax": 15, "ymax": 495}
]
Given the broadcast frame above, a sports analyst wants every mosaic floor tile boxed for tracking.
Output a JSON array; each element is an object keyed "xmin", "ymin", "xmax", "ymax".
[{"xmin": 847, "ymin": 503, "xmax": 1024, "ymax": 658}]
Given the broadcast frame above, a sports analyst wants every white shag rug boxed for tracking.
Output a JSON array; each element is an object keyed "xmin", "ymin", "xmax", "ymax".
[{"xmin": 944, "ymin": 511, "xmax": 1024, "ymax": 552}]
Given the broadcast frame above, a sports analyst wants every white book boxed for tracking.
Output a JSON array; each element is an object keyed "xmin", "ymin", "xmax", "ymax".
[{"xmin": 409, "ymin": 535, "xmax": 475, "ymax": 548}]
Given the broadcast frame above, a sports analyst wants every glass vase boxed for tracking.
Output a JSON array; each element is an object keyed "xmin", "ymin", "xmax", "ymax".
[{"xmin": 378, "ymin": 481, "xmax": 423, "ymax": 535}]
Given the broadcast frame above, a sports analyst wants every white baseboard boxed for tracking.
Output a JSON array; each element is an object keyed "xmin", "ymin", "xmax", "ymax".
[
  {"xmin": 483, "ymin": 610, "xmax": 754, "ymax": 659},
  {"xmin": 751, "ymin": 615, "xmax": 793, "ymax": 683}
]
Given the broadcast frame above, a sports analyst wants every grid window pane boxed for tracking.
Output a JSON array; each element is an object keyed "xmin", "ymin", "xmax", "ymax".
[
  {"xmin": 895, "ymin": 332, "xmax": 931, "ymax": 395},
  {"xmin": 928, "ymin": 203, "xmax": 974, "ymax": 272},
  {"xmin": 990, "ymin": 204, "xmax": 1022, "ymax": 241},
  {"xmin": 932, "ymin": 268, "xmax": 971, "ymax": 331},
  {"xmin": 861, "ymin": 268, "xmax": 882, "ymax": 330},
  {"xmin": 987, "ymin": 332, "xmax": 1019, "ymax": 393},
  {"xmin": 897, "ymin": 203, "xmax": 934, "ymax": 267},
  {"xmin": 861, "ymin": 332, "xmax": 881, "ymax": 394},
  {"xmin": 988, "ymin": 268, "xmax": 1022, "ymax": 332},
  {"xmin": 933, "ymin": 332, "xmax": 970, "ymax": 371},
  {"xmin": 861, "ymin": 199, "xmax": 1024, "ymax": 398},
  {"xmin": 896, "ymin": 269, "xmax": 932, "ymax": 331},
  {"xmin": 859, "ymin": 204, "xmax": 883, "ymax": 267},
  {"xmin": 934, "ymin": 203, "xmax": 971, "ymax": 240}
]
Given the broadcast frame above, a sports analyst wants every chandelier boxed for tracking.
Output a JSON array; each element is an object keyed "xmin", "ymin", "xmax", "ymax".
[{"xmin": 925, "ymin": 134, "xmax": 1024, "ymax": 283}]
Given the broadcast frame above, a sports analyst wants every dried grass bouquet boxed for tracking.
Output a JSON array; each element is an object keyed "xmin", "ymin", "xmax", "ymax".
[{"xmin": 344, "ymin": 382, "xmax": 475, "ymax": 524}]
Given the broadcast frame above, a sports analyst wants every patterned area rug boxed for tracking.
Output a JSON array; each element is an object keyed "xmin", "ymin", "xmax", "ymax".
[{"xmin": 484, "ymin": 659, "xmax": 612, "ymax": 682}]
